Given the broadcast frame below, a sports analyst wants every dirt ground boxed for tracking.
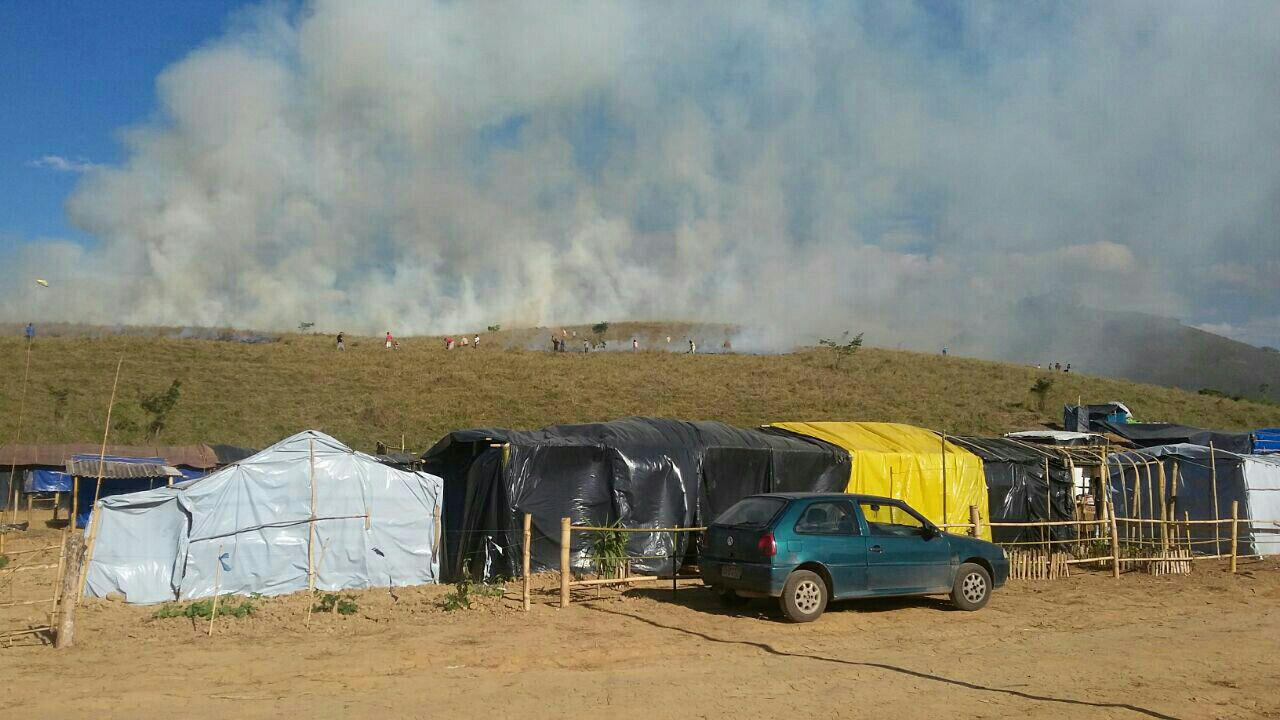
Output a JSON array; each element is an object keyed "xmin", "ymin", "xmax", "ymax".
[{"xmin": 3, "ymin": 518, "xmax": 1279, "ymax": 720}]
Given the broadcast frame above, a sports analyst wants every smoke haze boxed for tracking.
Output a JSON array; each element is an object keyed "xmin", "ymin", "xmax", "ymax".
[{"xmin": 4, "ymin": 1, "xmax": 1279, "ymax": 350}]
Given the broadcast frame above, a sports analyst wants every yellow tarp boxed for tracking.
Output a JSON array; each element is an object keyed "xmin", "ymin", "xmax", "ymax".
[{"xmin": 770, "ymin": 422, "xmax": 991, "ymax": 541}]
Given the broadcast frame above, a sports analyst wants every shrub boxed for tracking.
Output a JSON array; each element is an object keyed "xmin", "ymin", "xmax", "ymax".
[
  {"xmin": 442, "ymin": 575, "xmax": 505, "ymax": 611},
  {"xmin": 312, "ymin": 592, "xmax": 359, "ymax": 615},
  {"xmin": 592, "ymin": 322, "xmax": 610, "ymax": 336},
  {"xmin": 1030, "ymin": 377, "xmax": 1055, "ymax": 411},
  {"xmin": 589, "ymin": 521, "xmax": 629, "ymax": 578},
  {"xmin": 153, "ymin": 593, "xmax": 259, "ymax": 620},
  {"xmin": 818, "ymin": 331, "xmax": 864, "ymax": 370}
]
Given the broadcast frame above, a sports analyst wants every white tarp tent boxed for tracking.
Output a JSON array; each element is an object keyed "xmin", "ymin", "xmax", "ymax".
[
  {"xmin": 1242, "ymin": 455, "xmax": 1280, "ymax": 556},
  {"xmin": 84, "ymin": 430, "xmax": 442, "ymax": 604}
]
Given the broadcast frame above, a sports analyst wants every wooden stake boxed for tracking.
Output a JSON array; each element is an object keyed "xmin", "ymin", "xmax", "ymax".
[
  {"xmin": 1209, "ymin": 442, "xmax": 1220, "ymax": 556},
  {"xmin": 208, "ymin": 544, "xmax": 224, "ymax": 636},
  {"xmin": 559, "ymin": 517, "xmax": 570, "ymax": 608},
  {"xmin": 940, "ymin": 432, "xmax": 949, "ymax": 527},
  {"xmin": 76, "ymin": 503, "xmax": 103, "ymax": 600},
  {"xmin": 307, "ymin": 438, "xmax": 317, "ymax": 594},
  {"xmin": 968, "ymin": 504, "xmax": 980, "ymax": 538},
  {"xmin": 55, "ymin": 531, "xmax": 86, "ymax": 649},
  {"xmin": 91, "ymin": 355, "xmax": 125, "ymax": 514},
  {"xmin": 522, "ymin": 513, "xmax": 532, "ymax": 612},
  {"xmin": 1230, "ymin": 501, "xmax": 1238, "ymax": 574},
  {"xmin": 1105, "ymin": 452, "xmax": 1120, "ymax": 578},
  {"xmin": 7, "ymin": 339, "xmax": 33, "ymax": 524}
]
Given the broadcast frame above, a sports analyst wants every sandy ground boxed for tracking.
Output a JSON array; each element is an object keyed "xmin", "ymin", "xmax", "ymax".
[{"xmin": 3, "ymin": 518, "xmax": 1279, "ymax": 720}]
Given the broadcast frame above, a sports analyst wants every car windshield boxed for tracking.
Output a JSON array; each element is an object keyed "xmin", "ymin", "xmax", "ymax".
[{"xmin": 714, "ymin": 497, "xmax": 786, "ymax": 528}]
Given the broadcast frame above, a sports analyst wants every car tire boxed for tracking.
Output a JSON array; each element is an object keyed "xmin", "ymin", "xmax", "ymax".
[
  {"xmin": 718, "ymin": 590, "xmax": 749, "ymax": 608},
  {"xmin": 950, "ymin": 563, "xmax": 992, "ymax": 611},
  {"xmin": 779, "ymin": 570, "xmax": 827, "ymax": 622}
]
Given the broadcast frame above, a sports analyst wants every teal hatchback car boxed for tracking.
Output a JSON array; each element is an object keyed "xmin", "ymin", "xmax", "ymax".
[{"xmin": 702, "ymin": 493, "xmax": 1009, "ymax": 622}]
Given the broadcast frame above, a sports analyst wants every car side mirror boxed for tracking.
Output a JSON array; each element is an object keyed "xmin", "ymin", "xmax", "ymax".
[{"xmin": 920, "ymin": 524, "xmax": 938, "ymax": 540}]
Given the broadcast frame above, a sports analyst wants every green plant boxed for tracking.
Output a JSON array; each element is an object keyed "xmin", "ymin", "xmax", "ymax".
[
  {"xmin": 0, "ymin": 555, "xmax": 9, "ymax": 570},
  {"xmin": 140, "ymin": 379, "xmax": 182, "ymax": 440},
  {"xmin": 46, "ymin": 385, "xmax": 71, "ymax": 426},
  {"xmin": 592, "ymin": 321, "xmax": 610, "ymax": 336},
  {"xmin": 441, "ymin": 574, "xmax": 505, "ymax": 611},
  {"xmin": 312, "ymin": 592, "xmax": 359, "ymax": 615},
  {"xmin": 1030, "ymin": 377, "xmax": 1055, "ymax": 411},
  {"xmin": 487, "ymin": 324, "xmax": 501, "ymax": 332},
  {"xmin": 152, "ymin": 593, "xmax": 259, "ymax": 620},
  {"xmin": 818, "ymin": 331, "xmax": 864, "ymax": 370},
  {"xmin": 589, "ymin": 521, "xmax": 629, "ymax": 578}
]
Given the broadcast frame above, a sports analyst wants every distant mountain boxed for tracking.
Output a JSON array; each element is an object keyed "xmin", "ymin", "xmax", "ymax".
[{"xmin": 951, "ymin": 298, "xmax": 1280, "ymax": 403}]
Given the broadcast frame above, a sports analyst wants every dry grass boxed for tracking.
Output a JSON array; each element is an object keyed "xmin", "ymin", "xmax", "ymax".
[{"xmin": 2, "ymin": 322, "xmax": 1279, "ymax": 453}]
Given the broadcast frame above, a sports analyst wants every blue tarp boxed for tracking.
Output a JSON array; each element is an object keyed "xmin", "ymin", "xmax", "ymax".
[
  {"xmin": 25, "ymin": 468, "xmax": 72, "ymax": 492},
  {"xmin": 70, "ymin": 455, "xmax": 171, "ymax": 528},
  {"xmin": 1256, "ymin": 429, "xmax": 1280, "ymax": 454}
]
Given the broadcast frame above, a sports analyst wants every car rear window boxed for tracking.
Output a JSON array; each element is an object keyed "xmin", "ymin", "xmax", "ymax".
[{"xmin": 714, "ymin": 497, "xmax": 787, "ymax": 528}]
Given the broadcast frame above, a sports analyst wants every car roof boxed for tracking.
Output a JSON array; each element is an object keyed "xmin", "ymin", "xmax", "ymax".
[{"xmin": 749, "ymin": 492, "xmax": 899, "ymax": 503}]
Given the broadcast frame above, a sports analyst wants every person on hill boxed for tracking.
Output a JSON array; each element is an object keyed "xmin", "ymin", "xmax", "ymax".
[
  {"xmin": 473, "ymin": 334, "xmax": 480, "ymax": 348},
  {"xmin": 722, "ymin": 339, "xmax": 732, "ymax": 352},
  {"xmin": 1064, "ymin": 363, "xmax": 1071, "ymax": 373},
  {"xmin": 24, "ymin": 322, "xmax": 34, "ymax": 342},
  {"xmin": 582, "ymin": 338, "xmax": 589, "ymax": 353},
  {"xmin": 385, "ymin": 331, "xmax": 394, "ymax": 349},
  {"xmin": 632, "ymin": 338, "xmax": 639, "ymax": 351},
  {"xmin": 688, "ymin": 338, "xmax": 696, "ymax": 354},
  {"xmin": 336, "ymin": 332, "xmax": 345, "ymax": 351}
]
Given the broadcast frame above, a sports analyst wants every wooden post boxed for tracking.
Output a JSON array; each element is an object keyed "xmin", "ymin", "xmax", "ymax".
[
  {"xmin": 522, "ymin": 513, "xmax": 532, "ymax": 612},
  {"xmin": 208, "ymin": 544, "xmax": 224, "ymax": 636},
  {"xmin": 307, "ymin": 438, "xmax": 317, "ymax": 594},
  {"xmin": 55, "ymin": 531, "xmax": 87, "ymax": 649},
  {"xmin": 1104, "ymin": 450, "xmax": 1120, "ymax": 578},
  {"xmin": 6, "ymin": 339, "xmax": 33, "ymax": 524},
  {"xmin": 968, "ymin": 504, "xmax": 980, "ymax": 538},
  {"xmin": 71, "ymin": 476, "xmax": 80, "ymax": 530},
  {"xmin": 76, "ymin": 503, "xmax": 103, "ymax": 599},
  {"xmin": 1156, "ymin": 460, "xmax": 1169, "ymax": 559},
  {"xmin": 1229, "ymin": 501, "xmax": 1238, "ymax": 573},
  {"xmin": 1209, "ymin": 442, "xmax": 1220, "ymax": 556},
  {"xmin": 91, "ymin": 355, "xmax": 125, "ymax": 514},
  {"xmin": 53, "ymin": 491, "xmax": 60, "ymax": 521},
  {"xmin": 1044, "ymin": 458, "xmax": 1052, "ymax": 560},
  {"xmin": 940, "ymin": 433, "xmax": 949, "ymax": 528},
  {"xmin": 559, "ymin": 517, "xmax": 571, "ymax": 608}
]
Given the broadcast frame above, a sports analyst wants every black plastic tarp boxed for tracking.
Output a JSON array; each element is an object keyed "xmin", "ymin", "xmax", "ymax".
[
  {"xmin": 209, "ymin": 444, "xmax": 257, "ymax": 465},
  {"xmin": 951, "ymin": 437, "xmax": 1078, "ymax": 542},
  {"xmin": 1104, "ymin": 444, "xmax": 1260, "ymax": 555},
  {"xmin": 1064, "ymin": 403, "xmax": 1131, "ymax": 432},
  {"xmin": 1097, "ymin": 421, "xmax": 1253, "ymax": 455},
  {"xmin": 422, "ymin": 418, "xmax": 850, "ymax": 581}
]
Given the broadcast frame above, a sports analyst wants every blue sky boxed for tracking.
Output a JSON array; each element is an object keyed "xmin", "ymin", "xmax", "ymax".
[{"xmin": 0, "ymin": 0, "xmax": 251, "ymax": 247}]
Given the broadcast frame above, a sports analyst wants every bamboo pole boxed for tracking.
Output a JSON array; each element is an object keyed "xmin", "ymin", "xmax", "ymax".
[
  {"xmin": 1230, "ymin": 501, "xmax": 1239, "ymax": 573},
  {"xmin": 6, "ymin": 339, "xmax": 33, "ymax": 524},
  {"xmin": 1143, "ymin": 460, "xmax": 1155, "ymax": 543},
  {"xmin": 76, "ymin": 503, "xmax": 102, "ymax": 599},
  {"xmin": 1210, "ymin": 442, "xmax": 1220, "ymax": 556},
  {"xmin": 71, "ymin": 476, "xmax": 80, "ymax": 530},
  {"xmin": 1157, "ymin": 460, "xmax": 1169, "ymax": 559},
  {"xmin": 1044, "ymin": 457, "xmax": 1052, "ymax": 559},
  {"xmin": 969, "ymin": 505, "xmax": 980, "ymax": 538},
  {"xmin": 522, "ymin": 513, "xmax": 532, "ymax": 612},
  {"xmin": 559, "ymin": 517, "xmax": 570, "ymax": 608},
  {"xmin": 208, "ymin": 544, "xmax": 224, "ymax": 636},
  {"xmin": 90, "ymin": 355, "xmax": 125, "ymax": 517},
  {"xmin": 307, "ymin": 438, "xmax": 317, "ymax": 595},
  {"xmin": 1105, "ymin": 452, "xmax": 1120, "ymax": 578},
  {"xmin": 940, "ymin": 432, "xmax": 949, "ymax": 527}
]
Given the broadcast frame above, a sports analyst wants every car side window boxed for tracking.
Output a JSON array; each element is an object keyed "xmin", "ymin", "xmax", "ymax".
[
  {"xmin": 858, "ymin": 501, "xmax": 927, "ymax": 537},
  {"xmin": 794, "ymin": 501, "xmax": 859, "ymax": 535}
]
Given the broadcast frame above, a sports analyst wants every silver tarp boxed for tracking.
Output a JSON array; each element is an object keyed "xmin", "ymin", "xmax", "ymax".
[{"xmin": 84, "ymin": 430, "xmax": 442, "ymax": 604}]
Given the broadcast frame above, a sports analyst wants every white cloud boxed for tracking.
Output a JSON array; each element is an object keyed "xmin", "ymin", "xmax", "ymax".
[{"xmin": 27, "ymin": 155, "xmax": 101, "ymax": 173}]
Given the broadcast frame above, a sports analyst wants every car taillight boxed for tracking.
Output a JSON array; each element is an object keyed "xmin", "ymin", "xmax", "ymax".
[{"xmin": 757, "ymin": 532, "xmax": 777, "ymax": 557}]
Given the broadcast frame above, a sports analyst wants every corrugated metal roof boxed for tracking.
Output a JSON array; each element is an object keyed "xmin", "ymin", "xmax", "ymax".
[
  {"xmin": 64, "ymin": 457, "xmax": 183, "ymax": 479},
  {"xmin": 0, "ymin": 443, "xmax": 219, "ymax": 469}
]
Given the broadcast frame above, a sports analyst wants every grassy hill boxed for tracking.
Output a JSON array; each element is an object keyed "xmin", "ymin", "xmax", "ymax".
[{"xmin": 2, "ymin": 322, "xmax": 1279, "ymax": 455}]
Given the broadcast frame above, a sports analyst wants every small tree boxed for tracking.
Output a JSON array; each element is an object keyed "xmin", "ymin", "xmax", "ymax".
[
  {"xmin": 818, "ymin": 331, "xmax": 864, "ymax": 370},
  {"xmin": 592, "ymin": 321, "xmax": 610, "ymax": 337},
  {"xmin": 1030, "ymin": 377, "xmax": 1055, "ymax": 412},
  {"xmin": 46, "ymin": 385, "xmax": 71, "ymax": 427},
  {"xmin": 140, "ymin": 379, "xmax": 182, "ymax": 441}
]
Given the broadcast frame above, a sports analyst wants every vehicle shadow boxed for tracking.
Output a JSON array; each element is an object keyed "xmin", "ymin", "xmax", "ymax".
[
  {"xmin": 626, "ymin": 584, "xmax": 957, "ymax": 618},
  {"xmin": 578, "ymin": 600, "xmax": 1181, "ymax": 720}
]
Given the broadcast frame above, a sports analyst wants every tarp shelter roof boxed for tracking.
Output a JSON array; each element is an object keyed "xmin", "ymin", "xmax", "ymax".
[
  {"xmin": 949, "ymin": 436, "xmax": 1078, "ymax": 541},
  {"xmin": 1097, "ymin": 421, "xmax": 1253, "ymax": 455},
  {"xmin": 84, "ymin": 430, "xmax": 443, "ymax": 604},
  {"xmin": 208, "ymin": 444, "xmax": 258, "ymax": 465},
  {"xmin": 65, "ymin": 454, "xmax": 182, "ymax": 479},
  {"xmin": 0, "ymin": 443, "xmax": 218, "ymax": 469},
  {"xmin": 767, "ymin": 422, "xmax": 991, "ymax": 540},
  {"xmin": 1004, "ymin": 430, "xmax": 1106, "ymax": 445},
  {"xmin": 1254, "ymin": 429, "xmax": 1280, "ymax": 454}
]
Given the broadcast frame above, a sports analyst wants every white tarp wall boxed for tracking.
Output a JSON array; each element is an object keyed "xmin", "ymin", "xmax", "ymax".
[
  {"xmin": 1242, "ymin": 455, "xmax": 1280, "ymax": 556},
  {"xmin": 84, "ymin": 430, "xmax": 442, "ymax": 604}
]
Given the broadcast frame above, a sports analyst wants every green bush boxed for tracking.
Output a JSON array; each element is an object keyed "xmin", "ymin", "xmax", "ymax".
[
  {"xmin": 442, "ymin": 575, "xmax": 505, "ymax": 611},
  {"xmin": 312, "ymin": 592, "xmax": 359, "ymax": 615},
  {"xmin": 152, "ymin": 593, "xmax": 259, "ymax": 620},
  {"xmin": 0, "ymin": 555, "xmax": 9, "ymax": 570},
  {"xmin": 589, "ymin": 521, "xmax": 629, "ymax": 578}
]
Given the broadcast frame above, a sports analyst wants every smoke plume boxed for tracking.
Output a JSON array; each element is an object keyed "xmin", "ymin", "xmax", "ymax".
[{"xmin": 4, "ymin": 1, "xmax": 1279, "ymax": 350}]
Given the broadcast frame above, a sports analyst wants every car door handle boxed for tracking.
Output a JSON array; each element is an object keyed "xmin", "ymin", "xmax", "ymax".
[{"xmin": 869, "ymin": 545, "xmax": 883, "ymax": 553}]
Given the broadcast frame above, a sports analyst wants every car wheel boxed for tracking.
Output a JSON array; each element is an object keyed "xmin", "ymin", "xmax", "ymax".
[
  {"xmin": 718, "ymin": 590, "xmax": 749, "ymax": 608},
  {"xmin": 779, "ymin": 570, "xmax": 827, "ymax": 622},
  {"xmin": 951, "ymin": 563, "xmax": 992, "ymax": 611}
]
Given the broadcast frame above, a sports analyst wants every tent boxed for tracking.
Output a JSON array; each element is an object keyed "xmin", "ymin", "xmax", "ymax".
[
  {"xmin": 1097, "ymin": 421, "xmax": 1253, "ymax": 454},
  {"xmin": 84, "ymin": 430, "xmax": 442, "ymax": 604},
  {"xmin": 67, "ymin": 454, "xmax": 183, "ymax": 528},
  {"xmin": 1104, "ymin": 444, "xmax": 1280, "ymax": 556},
  {"xmin": 422, "ymin": 418, "xmax": 850, "ymax": 581},
  {"xmin": 949, "ymin": 437, "xmax": 1078, "ymax": 542},
  {"xmin": 1254, "ymin": 428, "xmax": 1280, "ymax": 454},
  {"xmin": 1064, "ymin": 402, "xmax": 1132, "ymax": 432},
  {"xmin": 766, "ymin": 422, "xmax": 991, "ymax": 540},
  {"xmin": 0, "ymin": 443, "xmax": 218, "ymax": 511}
]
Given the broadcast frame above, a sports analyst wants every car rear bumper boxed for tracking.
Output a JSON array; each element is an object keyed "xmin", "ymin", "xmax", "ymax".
[{"xmin": 701, "ymin": 558, "xmax": 788, "ymax": 596}]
